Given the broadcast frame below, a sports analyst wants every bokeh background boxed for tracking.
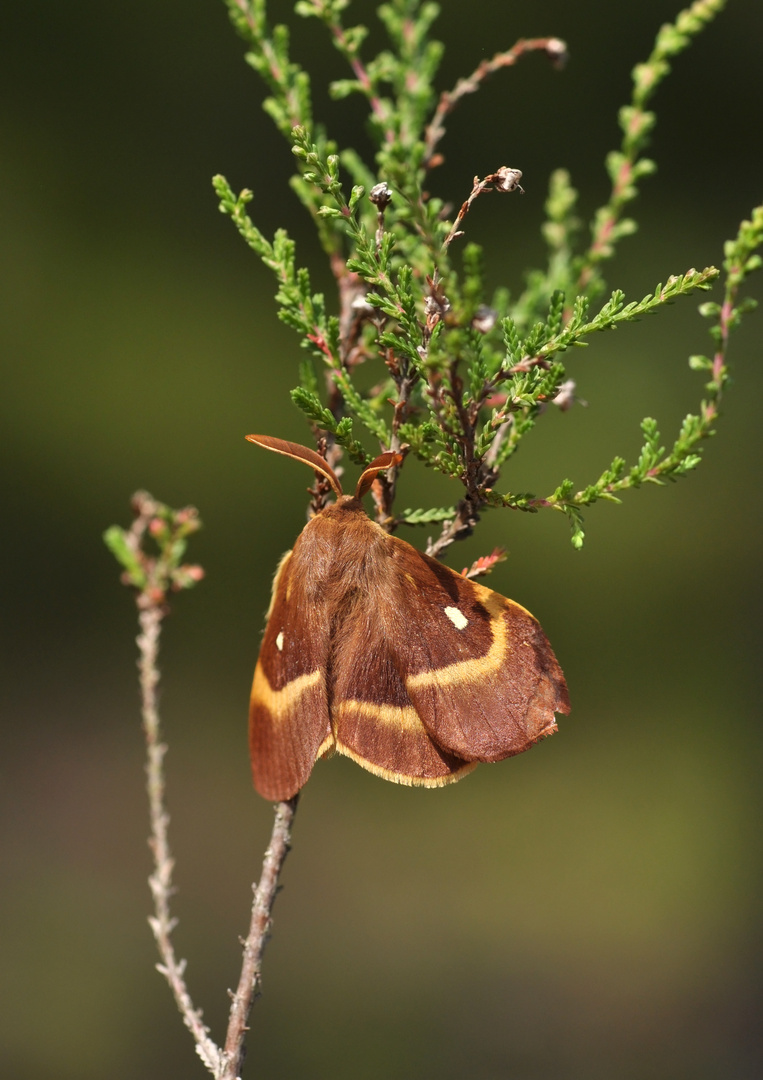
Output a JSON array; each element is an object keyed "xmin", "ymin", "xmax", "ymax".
[{"xmin": 2, "ymin": 1, "xmax": 762, "ymax": 1077}]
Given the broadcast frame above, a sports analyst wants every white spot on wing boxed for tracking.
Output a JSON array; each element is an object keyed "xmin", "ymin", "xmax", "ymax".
[
  {"xmin": 444, "ymin": 606, "xmax": 468, "ymax": 630},
  {"xmin": 276, "ymin": 631, "xmax": 285, "ymax": 652}
]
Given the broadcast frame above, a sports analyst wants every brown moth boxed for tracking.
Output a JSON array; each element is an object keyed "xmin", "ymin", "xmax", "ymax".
[{"xmin": 247, "ymin": 434, "xmax": 570, "ymax": 801}]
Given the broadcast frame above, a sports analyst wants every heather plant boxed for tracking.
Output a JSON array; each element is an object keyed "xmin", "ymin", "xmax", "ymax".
[{"xmin": 105, "ymin": 1, "xmax": 762, "ymax": 1075}]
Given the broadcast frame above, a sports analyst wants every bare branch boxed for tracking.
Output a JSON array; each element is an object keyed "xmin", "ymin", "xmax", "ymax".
[
  {"xmin": 112, "ymin": 494, "xmax": 302, "ymax": 1078},
  {"xmin": 441, "ymin": 167, "xmax": 525, "ymax": 251},
  {"xmin": 423, "ymin": 38, "xmax": 567, "ymax": 170},
  {"xmin": 220, "ymin": 797, "xmax": 300, "ymax": 1079},
  {"xmin": 138, "ymin": 600, "xmax": 223, "ymax": 1075}
]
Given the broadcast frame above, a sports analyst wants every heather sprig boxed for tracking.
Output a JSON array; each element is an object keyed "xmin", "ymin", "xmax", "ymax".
[{"xmin": 217, "ymin": 0, "xmax": 760, "ymax": 556}]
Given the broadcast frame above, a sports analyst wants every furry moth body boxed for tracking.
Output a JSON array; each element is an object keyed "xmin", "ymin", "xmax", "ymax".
[{"xmin": 247, "ymin": 435, "xmax": 570, "ymax": 801}]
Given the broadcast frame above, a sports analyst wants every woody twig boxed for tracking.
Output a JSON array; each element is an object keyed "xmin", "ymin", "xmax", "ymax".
[
  {"xmin": 442, "ymin": 167, "xmax": 526, "ymax": 251},
  {"xmin": 109, "ymin": 493, "xmax": 299, "ymax": 1079},
  {"xmin": 423, "ymin": 37, "xmax": 567, "ymax": 170}
]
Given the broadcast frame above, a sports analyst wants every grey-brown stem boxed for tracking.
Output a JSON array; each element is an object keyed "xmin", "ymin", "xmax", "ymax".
[
  {"xmin": 139, "ymin": 591, "xmax": 300, "ymax": 1079},
  {"xmin": 139, "ymin": 601, "xmax": 222, "ymax": 1074},
  {"xmin": 220, "ymin": 796, "xmax": 299, "ymax": 1079}
]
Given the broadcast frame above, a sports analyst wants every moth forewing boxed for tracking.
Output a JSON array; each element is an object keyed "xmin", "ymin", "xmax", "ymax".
[
  {"xmin": 249, "ymin": 539, "xmax": 332, "ymax": 801},
  {"xmin": 372, "ymin": 539, "xmax": 569, "ymax": 763}
]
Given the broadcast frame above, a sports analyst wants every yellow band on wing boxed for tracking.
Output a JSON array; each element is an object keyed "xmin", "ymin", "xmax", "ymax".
[
  {"xmin": 251, "ymin": 663, "xmax": 323, "ymax": 720},
  {"xmin": 335, "ymin": 698, "xmax": 423, "ymax": 732},
  {"xmin": 406, "ymin": 592, "xmax": 508, "ymax": 691}
]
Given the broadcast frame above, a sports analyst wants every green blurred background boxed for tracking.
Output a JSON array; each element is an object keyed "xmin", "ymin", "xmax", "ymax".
[{"xmin": 1, "ymin": 1, "xmax": 761, "ymax": 1077}]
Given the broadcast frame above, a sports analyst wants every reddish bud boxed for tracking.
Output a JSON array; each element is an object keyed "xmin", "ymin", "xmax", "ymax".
[{"xmin": 461, "ymin": 547, "xmax": 508, "ymax": 579}]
